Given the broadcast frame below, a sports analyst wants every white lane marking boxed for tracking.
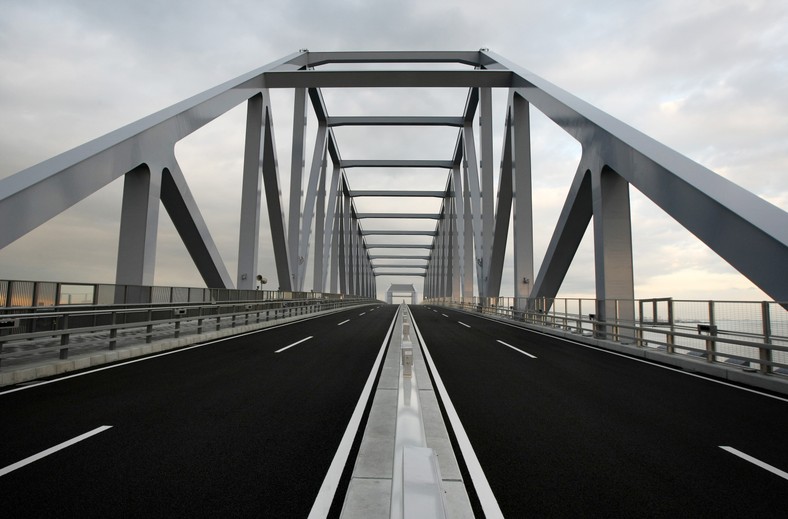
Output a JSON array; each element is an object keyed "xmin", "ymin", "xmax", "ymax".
[
  {"xmin": 0, "ymin": 425, "xmax": 113, "ymax": 477},
  {"xmin": 410, "ymin": 308, "xmax": 504, "ymax": 518},
  {"xmin": 337, "ymin": 319, "xmax": 350, "ymax": 326},
  {"xmin": 275, "ymin": 336, "xmax": 313, "ymax": 353},
  {"xmin": 441, "ymin": 314, "xmax": 449, "ymax": 318},
  {"xmin": 457, "ymin": 309, "xmax": 788, "ymax": 405},
  {"xmin": 458, "ymin": 321, "xmax": 471, "ymax": 328},
  {"xmin": 359, "ymin": 312, "xmax": 366, "ymax": 316},
  {"xmin": 433, "ymin": 310, "xmax": 437, "ymax": 313},
  {"xmin": 720, "ymin": 446, "xmax": 788, "ymax": 481},
  {"xmin": 0, "ymin": 306, "xmax": 368, "ymax": 396},
  {"xmin": 497, "ymin": 340, "xmax": 537, "ymax": 359},
  {"xmin": 309, "ymin": 306, "xmax": 400, "ymax": 518}
]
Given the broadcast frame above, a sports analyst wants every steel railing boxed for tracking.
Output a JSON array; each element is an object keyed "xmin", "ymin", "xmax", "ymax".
[
  {"xmin": 0, "ymin": 279, "xmax": 375, "ymax": 369},
  {"xmin": 424, "ymin": 296, "xmax": 788, "ymax": 376}
]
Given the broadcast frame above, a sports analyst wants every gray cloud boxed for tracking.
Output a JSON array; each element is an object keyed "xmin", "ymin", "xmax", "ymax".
[{"xmin": 0, "ymin": 0, "xmax": 785, "ymax": 302}]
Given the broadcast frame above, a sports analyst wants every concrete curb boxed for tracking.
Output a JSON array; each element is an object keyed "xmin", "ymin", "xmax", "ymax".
[{"xmin": 0, "ymin": 303, "xmax": 370, "ymax": 388}]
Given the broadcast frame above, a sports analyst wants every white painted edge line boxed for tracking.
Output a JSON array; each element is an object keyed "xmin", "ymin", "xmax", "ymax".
[
  {"xmin": 0, "ymin": 425, "xmax": 112, "ymax": 477},
  {"xmin": 410, "ymin": 307, "xmax": 504, "ymax": 519},
  {"xmin": 458, "ymin": 321, "xmax": 471, "ymax": 329},
  {"xmin": 0, "ymin": 304, "xmax": 372, "ymax": 396},
  {"xmin": 337, "ymin": 319, "xmax": 351, "ymax": 326},
  {"xmin": 496, "ymin": 340, "xmax": 537, "ymax": 359},
  {"xmin": 308, "ymin": 306, "xmax": 400, "ymax": 518},
  {"xmin": 450, "ymin": 308, "xmax": 788, "ymax": 404},
  {"xmin": 720, "ymin": 446, "xmax": 788, "ymax": 481},
  {"xmin": 275, "ymin": 336, "xmax": 313, "ymax": 354}
]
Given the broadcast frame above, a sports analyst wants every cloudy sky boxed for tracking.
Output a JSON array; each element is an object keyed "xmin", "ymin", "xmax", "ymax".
[{"xmin": 0, "ymin": 0, "xmax": 786, "ymax": 302}]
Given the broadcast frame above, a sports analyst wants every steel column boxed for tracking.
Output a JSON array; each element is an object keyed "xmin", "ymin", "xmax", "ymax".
[
  {"xmin": 462, "ymin": 125, "xmax": 485, "ymax": 294},
  {"xmin": 479, "ymin": 87, "xmax": 495, "ymax": 298},
  {"xmin": 288, "ymin": 88, "xmax": 308, "ymax": 292},
  {"xmin": 592, "ymin": 166, "xmax": 636, "ymax": 335},
  {"xmin": 116, "ymin": 164, "xmax": 161, "ymax": 286},
  {"xmin": 260, "ymin": 102, "xmax": 292, "ymax": 291},
  {"xmin": 237, "ymin": 94, "xmax": 264, "ymax": 290},
  {"xmin": 297, "ymin": 122, "xmax": 328, "ymax": 290},
  {"xmin": 511, "ymin": 93, "xmax": 534, "ymax": 304}
]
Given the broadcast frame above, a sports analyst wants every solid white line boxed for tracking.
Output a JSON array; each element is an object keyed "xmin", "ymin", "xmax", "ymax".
[
  {"xmin": 720, "ymin": 446, "xmax": 788, "ymax": 481},
  {"xmin": 0, "ymin": 425, "xmax": 112, "ymax": 477},
  {"xmin": 274, "ymin": 336, "xmax": 313, "ymax": 353},
  {"xmin": 496, "ymin": 340, "xmax": 537, "ymax": 359},
  {"xmin": 337, "ymin": 319, "xmax": 350, "ymax": 326},
  {"xmin": 308, "ymin": 307, "xmax": 400, "ymax": 518},
  {"xmin": 458, "ymin": 321, "xmax": 471, "ymax": 328},
  {"xmin": 456, "ymin": 309, "xmax": 788, "ymax": 404},
  {"xmin": 0, "ymin": 306, "xmax": 368, "ymax": 396},
  {"xmin": 410, "ymin": 309, "xmax": 504, "ymax": 519}
]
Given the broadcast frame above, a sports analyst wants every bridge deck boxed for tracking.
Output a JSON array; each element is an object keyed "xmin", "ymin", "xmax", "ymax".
[{"xmin": 1, "ymin": 303, "xmax": 787, "ymax": 516}]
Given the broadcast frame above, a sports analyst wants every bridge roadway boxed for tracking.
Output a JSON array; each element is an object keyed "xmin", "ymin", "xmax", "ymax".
[{"xmin": 1, "ymin": 303, "xmax": 786, "ymax": 517}]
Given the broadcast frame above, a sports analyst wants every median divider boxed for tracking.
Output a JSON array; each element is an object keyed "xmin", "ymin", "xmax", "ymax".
[{"xmin": 340, "ymin": 304, "xmax": 473, "ymax": 518}]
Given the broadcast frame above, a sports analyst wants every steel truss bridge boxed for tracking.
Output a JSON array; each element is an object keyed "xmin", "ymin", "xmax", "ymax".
[
  {"xmin": 1, "ymin": 50, "xmax": 786, "ymax": 319},
  {"xmin": 1, "ymin": 49, "xmax": 788, "ymax": 518}
]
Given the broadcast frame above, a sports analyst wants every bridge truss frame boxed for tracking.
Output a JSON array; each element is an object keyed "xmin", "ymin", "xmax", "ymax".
[{"xmin": 1, "ymin": 50, "xmax": 786, "ymax": 322}]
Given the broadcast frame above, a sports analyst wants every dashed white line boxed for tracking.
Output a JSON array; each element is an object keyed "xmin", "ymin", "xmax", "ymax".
[
  {"xmin": 720, "ymin": 446, "xmax": 788, "ymax": 481},
  {"xmin": 458, "ymin": 321, "xmax": 471, "ymax": 328},
  {"xmin": 359, "ymin": 312, "xmax": 366, "ymax": 316},
  {"xmin": 0, "ymin": 425, "xmax": 113, "ymax": 477},
  {"xmin": 497, "ymin": 340, "xmax": 537, "ymax": 359},
  {"xmin": 337, "ymin": 319, "xmax": 350, "ymax": 326},
  {"xmin": 441, "ymin": 314, "xmax": 449, "ymax": 318},
  {"xmin": 275, "ymin": 336, "xmax": 313, "ymax": 353}
]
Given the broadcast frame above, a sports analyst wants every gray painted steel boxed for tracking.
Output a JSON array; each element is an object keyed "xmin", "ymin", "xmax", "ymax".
[{"xmin": 0, "ymin": 49, "xmax": 785, "ymax": 306}]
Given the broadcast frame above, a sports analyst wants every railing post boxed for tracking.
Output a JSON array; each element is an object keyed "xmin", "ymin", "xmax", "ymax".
[
  {"xmin": 760, "ymin": 301, "xmax": 773, "ymax": 374},
  {"xmin": 636, "ymin": 299, "xmax": 644, "ymax": 346},
  {"xmin": 59, "ymin": 314, "xmax": 70, "ymax": 359},
  {"xmin": 145, "ymin": 309, "xmax": 153, "ymax": 344},
  {"xmin": 705, "ymin": 301, "xmax": 716, "ymax": 362},
  {"xmin": 666, "ymin": 299, "xmax": 675, "ymax": 353},
  {"xmin": 109, "ymin": 311, "xmax": 118, "ymax": 350}
]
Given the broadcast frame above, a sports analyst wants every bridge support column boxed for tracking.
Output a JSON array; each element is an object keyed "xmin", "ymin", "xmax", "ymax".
[
  {"xmin": 238, "ymin": 94, "xmax": 264, "ymax": 290},
  {"xmin": 592, "ymin": 166, "xmax": 635, "ymax": 340},
  {"xmin": 288, "ymin": 88, "xmax": 308, "ymax": 292},
  {"xmin": 116, "ymin": 164, "xmax": 161, "ymax": 286},
  {"xmin": 511, "ymin": 93, "xmax": 534, "ymax": 308}
]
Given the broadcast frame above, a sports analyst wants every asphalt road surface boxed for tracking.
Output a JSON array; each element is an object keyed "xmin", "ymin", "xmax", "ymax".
[
  {"xmin": 412, "ymin": 305, "xmax": 788, "ymax": 517},
  {"xmin": 0, "ymin": 304, "xmax": 396, "ymax": 518}
]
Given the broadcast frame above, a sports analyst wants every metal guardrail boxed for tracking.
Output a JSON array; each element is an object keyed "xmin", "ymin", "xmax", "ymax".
[
  {"xmin": 425, "ymin": 297, "xmax": 788, "ymax": 376},
  {"xmin": 0, "ymin": 291, "xmax": 374, "ymax": 370}
]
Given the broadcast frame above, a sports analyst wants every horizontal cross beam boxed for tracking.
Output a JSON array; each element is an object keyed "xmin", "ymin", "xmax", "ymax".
[
  {"xmin": 369, "ymin": 255, "xmax": 430, "ymax": 260},
  {"xmin": 371, "ymin": 264, "xmax": 427, "ymax": 269},
  {"xmin": 341, "ymin": 160, "xmax": 454, "ymax": 169},
  {"xmin": 262, "ymin": 69, "xmax": 513, "ymax": 89},
  {"xmin": 362, "ymin": 230, "xmax": 437, "ymax": 236},
  {"xmin": 365, "ymin": 243, "xmax": 434, "ymax": 249},
  {"xmin": 356, "ymin": 213, "xmax": 440, "ymax": 219},
  {"xmin": 327, "ymin": 116, "xmax": 464, "ymax": 127},
  {"xmin": 349, "ymin": 190, "xmax": 446, "ymax": 197},
  {"xmin": 374, "ymin": 271, "xmax": 427, "ymax": 277}
]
